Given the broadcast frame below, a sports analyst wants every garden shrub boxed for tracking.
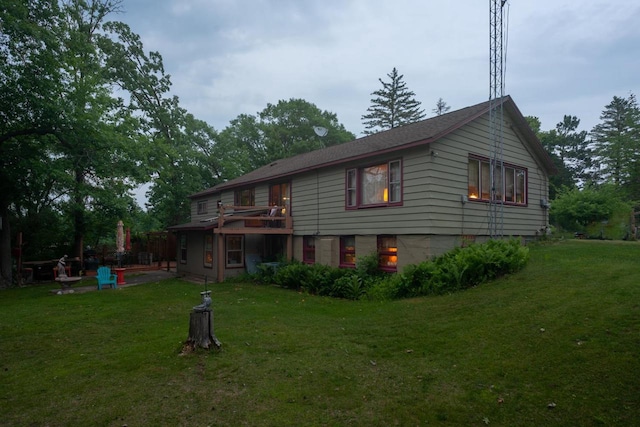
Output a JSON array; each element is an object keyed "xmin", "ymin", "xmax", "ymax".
[{"xmin": 252, "ymin": 238, "xmax": 529, "ymax": 301}]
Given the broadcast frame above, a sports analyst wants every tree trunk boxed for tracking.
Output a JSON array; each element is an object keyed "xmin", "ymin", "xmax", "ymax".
[
  {"xmin": 186, "ymin": 310, "xmax": 221, "ymax": 350},
  {"xmin": 73, "ymin": 168, "xmax": 85, "ymax": 260},
  {"xmin": 0, "ymin": 202, "xmax": 12, "ymax": 288}
]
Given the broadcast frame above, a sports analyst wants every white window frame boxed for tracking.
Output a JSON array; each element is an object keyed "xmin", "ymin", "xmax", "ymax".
[{"xmin": 225, "ymin": 235, "xmax": 244, "ymax": 268}]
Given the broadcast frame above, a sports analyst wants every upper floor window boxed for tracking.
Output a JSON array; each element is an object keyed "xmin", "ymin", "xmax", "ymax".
[
  {"xmin": 346, "ymin": 160, "xmax": 402, "ymax": 208},
  {"xmin": 269, "ymin": 182, "xmax": 290, "ymax": 213},
  {"xmin": 197, "ymin": 200, "xmax": 208, "ymax": 215},
  {"xmin": 468, "ymin": 156, "xmax": 527, "ymax": 205},
  {"xmin": 346, "ymin": 169, "xmax": 357, "ymax": 207},
  {"xmin": 234, "ymin": 188, "xmax": 255, "ymax": 206},
  {"xmin": 303, "ymin": 236, "xmax": 315, "ymax": 264}
]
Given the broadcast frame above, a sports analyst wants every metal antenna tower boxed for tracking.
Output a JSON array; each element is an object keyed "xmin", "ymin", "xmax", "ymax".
[{"xmin": 489, "ymin": 0, "xmax": 506, "ymax": 238}]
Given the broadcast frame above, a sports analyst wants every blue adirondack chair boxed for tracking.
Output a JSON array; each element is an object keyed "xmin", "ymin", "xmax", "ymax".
[{"xmin": 96, "ymin": 266, "xmax": 117, "ymax": 290}]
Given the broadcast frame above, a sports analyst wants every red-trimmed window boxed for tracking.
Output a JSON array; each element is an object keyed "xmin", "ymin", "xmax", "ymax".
[
  {"xmin": 378, "ymin": 235, "xmax": 398, "ymax": 272},
  {"xmin": 346, "ymin": 160, "xmax": 402, "ymax": 208},
  {"xmin": 468, "ymin": 156, "xmax": 527, "ymax": 205},
  {"xmin": 340, "ymin": 236, "xmax": 356, "ymax": 267},
  {"xmin": 303, "ymin": 236, "xmax": 315, "ymax": 264},
  {"xmin": 346, "ymin": 169, "xmax": 357, "ymax": 207}
]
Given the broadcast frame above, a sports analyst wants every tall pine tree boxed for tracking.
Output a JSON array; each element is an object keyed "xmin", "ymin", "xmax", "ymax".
[
  {"xmin": 361, "ymin": 67, "xmax": 425, "ymax": 134},
  {"xmin": 539, "ymin": 115, "xmax": 592, "ymax": 196},
  {"xmin": 591, "ymin": 93, "xmax": 640, "ymax": 189},
  {"xmin": 432, "ymin": 97, "xmax": 451, "ymax": 116}
]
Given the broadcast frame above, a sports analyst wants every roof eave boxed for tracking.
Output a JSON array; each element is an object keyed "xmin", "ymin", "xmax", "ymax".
[{"xmin": 199, "ymin": 106, "xmax": 494, "ymax": 194}]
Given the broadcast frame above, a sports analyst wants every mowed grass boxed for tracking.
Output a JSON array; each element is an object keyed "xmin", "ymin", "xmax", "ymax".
[{"xmin": 1, "ymin": 240, "xmax": 639, "ymax": 426}]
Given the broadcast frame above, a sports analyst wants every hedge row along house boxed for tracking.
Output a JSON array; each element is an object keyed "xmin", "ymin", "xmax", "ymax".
[{"xmin": 168, "ymin": 96, "xmax": 556, "ymax": 282}]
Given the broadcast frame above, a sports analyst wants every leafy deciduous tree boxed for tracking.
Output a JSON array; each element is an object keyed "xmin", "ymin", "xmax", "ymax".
[
  {"xmin": 102, "ymin": 21, "xmax": 221, "ymax": 226},
  {"xmin": 219, "ymin": 99, "xmax": 355, "ymax": 175},
  {"xmin": 0, "ymin": 0, "xmax": 160, "ymax": 285},
  {"xmin": 0, "ymin": 0, "xmax": 68, "ymax": 285}
]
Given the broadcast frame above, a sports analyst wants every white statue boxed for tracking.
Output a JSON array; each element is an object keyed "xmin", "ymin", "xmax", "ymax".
[
  {"xmin": 193, "ymin": 290, "xmax": 212, "ymax": 312},
  {"xmin": 57, "ymin": 255, "xmax": 68, "ymax": 279}
]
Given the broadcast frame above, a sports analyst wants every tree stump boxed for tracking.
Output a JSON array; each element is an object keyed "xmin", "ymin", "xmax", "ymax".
[{"xmin": 185, "ymin": 310, "xmax": 221, "ymax": 351}]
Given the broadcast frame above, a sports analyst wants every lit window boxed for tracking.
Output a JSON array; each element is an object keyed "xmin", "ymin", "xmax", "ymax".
[
  {"xmin": 269, "ymin": 183, "xmax": 290, "ymax": 208},
  {"xmin": 340, "ymin": 236, "xmax": 356, "ymax": 267},
  {"xmin": 362, "ymin": 164, "xmax": 388, "ymax": 205},
  {"xmin": 345, "ymin": 160, "xmax": 402, "ymax": 208},
  {"xmin": 468, "ymin": 156, "xmax": 527, "ymax": 205},
  {"xmin": 204, "ymin": 234, "xmax": 213, "ymax": 268},
  {"xmin": 226, "ymin": 235, "xmax": 244, "ymax": 268},
  {"xmin": 516, "ymin": 170, "xmax": 526, "ymax": 203},
  {"xmin": 303, "ymin": 236, "xmax": 315, "ymax": 264},
  {"xmin": 378, "ymin": 236, "xmax": 398, "ymax": 272}
]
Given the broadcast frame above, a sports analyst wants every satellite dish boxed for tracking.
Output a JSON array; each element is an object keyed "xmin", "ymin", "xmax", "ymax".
[{"xmin": 313, "ymin": 126, "xmax": 328, "ymax": 137}]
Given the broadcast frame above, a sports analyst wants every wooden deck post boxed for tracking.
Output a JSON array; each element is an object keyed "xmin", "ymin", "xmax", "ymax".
[{"xmin": 217, "ymin": 233, "xmax": 224, "ymax": 283}]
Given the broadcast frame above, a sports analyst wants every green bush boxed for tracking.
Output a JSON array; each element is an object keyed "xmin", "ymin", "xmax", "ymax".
[
  {"xmin": 550, "ymin": 185, "xmax": 635, "ymax": 237},
  {"xmin": 369, "ymin": 238, "xmax": 529, "ymax": 300},
  {"xmin": 355, "ymin": 252, "xmax": 385, "ymax": 278},
  {"xmin": 252, "ymin": 238, "xmax": 529, "ymax": 301}
]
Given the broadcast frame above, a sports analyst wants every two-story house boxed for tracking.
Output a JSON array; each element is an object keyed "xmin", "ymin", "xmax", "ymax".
[{"xmin": 169, "ymin": 96, "xmax": 556, "ymax": 282}]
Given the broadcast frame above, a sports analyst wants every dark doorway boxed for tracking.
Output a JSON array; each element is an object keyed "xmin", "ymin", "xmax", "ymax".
[{"xmin": 264, "ymin": 235, "xmax": 286, "ymax": 262}]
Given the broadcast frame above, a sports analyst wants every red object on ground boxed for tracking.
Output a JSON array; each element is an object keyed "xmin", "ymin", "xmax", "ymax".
[{"xmin": 114, "ymin": 268, "xmax": 126, "ymax": 285}]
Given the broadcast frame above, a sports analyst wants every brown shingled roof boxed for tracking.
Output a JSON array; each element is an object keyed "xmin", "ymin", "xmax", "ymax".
[{"xmin": 191, "ymin": 96, "xmax": 554, "ymax": 198}]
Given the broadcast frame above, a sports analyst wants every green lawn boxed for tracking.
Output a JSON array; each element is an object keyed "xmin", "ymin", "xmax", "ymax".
[{"xmin": 1, "ymin": 240, "xmax": 639, "ymax": 426}]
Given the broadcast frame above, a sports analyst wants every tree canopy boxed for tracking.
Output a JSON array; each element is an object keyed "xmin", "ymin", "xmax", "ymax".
[
  {"xmin": 535, "ymin": 115, "xmax": 591, "ymax": 198},
  {"xmin": 361, "ymin": 67, "xmax": 425, "ymax": 134},
  {"xmin": 218, "ymin": 98, "xmax": 355, "ymax": 175},
  {"xmin": 534, "ymin": 93, "xmax": 640, "ymax": 236},
  {"xmin": 0, "ymin": 0, "xmax": 217, "ymax": 285}
]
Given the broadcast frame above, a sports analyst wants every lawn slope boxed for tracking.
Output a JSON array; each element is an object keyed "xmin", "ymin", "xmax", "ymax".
[{"xmin": 1, "ymin": 240, "xmax": 638, "ymax": 426}]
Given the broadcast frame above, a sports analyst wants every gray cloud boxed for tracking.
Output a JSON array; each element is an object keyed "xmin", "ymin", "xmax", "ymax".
[{"xmin": 117, "ymin": 0, "xmax": 640, "ymax": 136}]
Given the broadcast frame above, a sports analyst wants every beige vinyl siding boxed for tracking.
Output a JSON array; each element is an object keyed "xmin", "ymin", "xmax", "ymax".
[
  {"xmin": 190, "ymin": 196, "xmax": 217, "ymax": 222},
  {"xmin": 254, "ymin": 183, "xmax": 271, "ymax": 206},
  {"xmin": 289, "ymin": 111, "xmax": 549, "ymax": 238},
  {"xmin": 422, "ymin": 115, "xmax": 549, "ymax": 237},
  {"xmin": 177, "ymin": 231, "xmax": 218, "ymax": 281}
]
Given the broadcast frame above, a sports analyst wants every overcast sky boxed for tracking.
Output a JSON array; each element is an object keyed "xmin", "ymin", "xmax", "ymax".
[{"xmin": 116, "ymin": 0, "xmax": 639, "ymax": 138}]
